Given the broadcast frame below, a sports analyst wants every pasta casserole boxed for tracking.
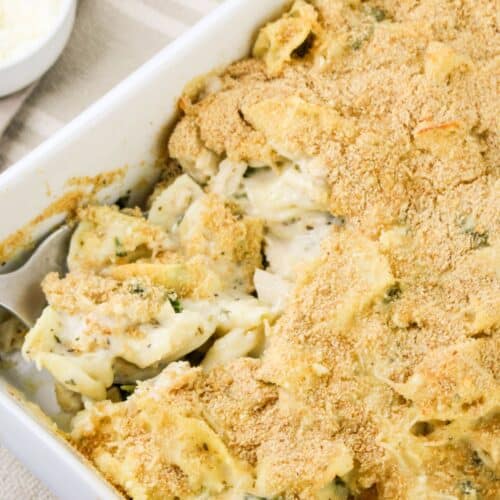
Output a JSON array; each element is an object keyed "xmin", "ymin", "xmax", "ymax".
[{"xmin": 0, "ymin": 0, "xmax": 498, "ymax": 498}]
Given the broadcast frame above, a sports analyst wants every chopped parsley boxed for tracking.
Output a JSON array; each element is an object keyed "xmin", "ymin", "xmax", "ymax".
[
  {"xmin": 461, "ymin": 218, "xmax": 489, "ymax": 249},
  {"xmin": 115, "ymin": 384, "xmax": 137, "ymax": 400},
  {"xmin": 471, "ymin": 451, "xmax": 483, "ymax": 466},
  {"xmin": 54, "ymin": 335, "xmax": 61, "ymax": 344},
  {"xmin": 383, "ymin": 283, "xmax": 402, "ymax": 303},
  {"xmin": 114, "ymin": 237, "xmax": 128, "ymax": 257},
  {"xmin": 129, "ymin": 283, "xmax": 145, "ymax": 295},
  {"xmin": 65, "ymin": 378, "xmax": 76, "ymax": 386},
  {"xmin": 371, "ymin": 7, "xmax": 386, "ymax": 22},
  {"xmin": 167, "ymin": 291, "xmax": 183, "ymax": 313},
  {"xmin": 120, "ymin": 384, "xmax": 136, "ymax": 395},
  {"xmin": 351, "ymin": 38, "xmax": 363, "ymax": 50},
  {"xmin": 351, "ymin": 23, "xmax": 375, "ymax": 50},
  {"xmin": 469, "ymin": 230, "xmax": 489, "ymax": 249},
  {"xmin": 459, "ymin": 480, "xmax": 476, "ymax": 495}
]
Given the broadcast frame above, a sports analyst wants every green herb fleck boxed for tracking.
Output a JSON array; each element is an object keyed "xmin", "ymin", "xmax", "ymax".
[
  {"xmin": 130, "ymin": 283, "xmax": 145, "ymax": 295},
  {"xmin": 383, "ymin": 283, "xmax": 402, "ymax": 303},
  {"xmin": 116, "ymin": 383, "xmax": 137, "ymax": 400},
  {"xmin": 114, "ymin": 237, "xmax": 128, "ymax": 257},
  {"xmin": 167, "ymin": 291, "xmax": 183, "ymax": 313},
  {"xmin": 54, "ymin": 335, "xmax": 61, "ymax": 344},
  {"xmin": 471, "ymin": 451, "xmax": 483, "ymax": 466},
  {"xmin": 371, "ymin": 7, "xmax": 386, "ymax": 22},
  {"xmin": 470, "ymin": 230, "xmax": 489, "ymax": 249},
  {"xmin": 169, "ymin": 298, "xmax": 182, "ymax": 313},
  {"xmin": 65, "ymin": 378, "xmax": 76, "ymax": 386},
  {"xmin": 120, "ymin": 384, "xmax": 136, "ymax": 395},
  {"xmin": 351, "ymin": 38, "xmax": 363, "ymax": 50},
  {"xmin": 459, "ymin": 480, "xmax": 476, "ymax": 495},
  {"xmin": 351, "ymin": 24, "xmax": 374, "ymax": 50}
]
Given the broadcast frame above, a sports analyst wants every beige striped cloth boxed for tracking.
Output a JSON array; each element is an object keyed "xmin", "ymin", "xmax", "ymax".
[{"xmin": 0, "ymin": 1, "xmax": 219, "ymax": 498}]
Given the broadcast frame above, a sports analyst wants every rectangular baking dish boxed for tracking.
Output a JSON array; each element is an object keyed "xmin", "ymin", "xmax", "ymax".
[{"xmin": 0, "ymin": 1, "xmax": 285, "ymax": 497}]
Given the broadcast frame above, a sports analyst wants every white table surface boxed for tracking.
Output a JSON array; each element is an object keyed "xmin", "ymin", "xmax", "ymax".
[{"xmin": 0, "ymin": 1, "xmax": 218, "ymax": 497}]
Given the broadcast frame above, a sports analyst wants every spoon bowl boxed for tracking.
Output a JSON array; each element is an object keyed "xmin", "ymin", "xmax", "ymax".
[{"xmin": 0, "ymin": 225, "xmax": 72, "ymax": 327}]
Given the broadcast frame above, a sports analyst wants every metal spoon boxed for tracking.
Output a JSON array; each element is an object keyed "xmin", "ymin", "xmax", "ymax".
[{"xmin": 0, "ymin": 225, "xmax": 72, "ymax": 327}]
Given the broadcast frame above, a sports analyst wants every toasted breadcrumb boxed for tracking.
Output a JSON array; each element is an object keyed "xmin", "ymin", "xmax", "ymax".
[{"xmin": 71, "ymin": 1, "xmax": 499, "ymax": 498}]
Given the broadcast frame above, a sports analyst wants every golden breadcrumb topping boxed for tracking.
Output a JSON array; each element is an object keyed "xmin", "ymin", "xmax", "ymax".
[
  {"xmin": 179, "ymin": 193, "xmax": 264, "ymax": 292},
  {"xmin": 65, "ymin": 0, "xmax": 500, "ymax": 498}
]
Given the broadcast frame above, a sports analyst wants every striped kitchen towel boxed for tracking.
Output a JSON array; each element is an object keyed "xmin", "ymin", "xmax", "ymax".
[
  {"xmin": 0, "ymin": 0, "xmax": 220, "ymax": 172},
  {"xmin": 0, "ymin": 84, "xmax": 36, "ymax": 138}
]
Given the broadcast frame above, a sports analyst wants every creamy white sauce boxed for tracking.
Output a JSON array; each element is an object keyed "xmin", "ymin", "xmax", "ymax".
[
  {"xmin": 20, "ymin": 157, "xmax": 338, "ymax": 402},
  {"xmin": 0, "ymin": 0, "xmax": 63, "ymax": 65},
  {"xmin": 230, "ymin": 165, "xmax": 335, "ymax": 281},
  {"xmin": 264, "ymin": 215, "xmax": 334, "ymax": 280}
]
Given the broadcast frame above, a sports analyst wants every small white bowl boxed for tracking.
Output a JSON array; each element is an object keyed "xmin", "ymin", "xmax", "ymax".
[{"xmin": 0, "ymin": 0, "xmax": 76, "ymax": 98}]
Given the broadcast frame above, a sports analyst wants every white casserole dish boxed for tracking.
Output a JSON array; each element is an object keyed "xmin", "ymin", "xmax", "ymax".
[{"xmin": 0, "ymin": 1, "xmax": 285, "ymax": 497}]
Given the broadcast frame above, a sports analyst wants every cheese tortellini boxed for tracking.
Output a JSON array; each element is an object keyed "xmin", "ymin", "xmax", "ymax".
[{"xmin": 22, "ymin": 155, "xmax": 333, "ymax": 403}]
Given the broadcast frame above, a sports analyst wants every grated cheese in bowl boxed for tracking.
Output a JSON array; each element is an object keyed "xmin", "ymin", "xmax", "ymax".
[{"xmin": 0, "ymin": 0, "xmax": 63, "ymax": 67}]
